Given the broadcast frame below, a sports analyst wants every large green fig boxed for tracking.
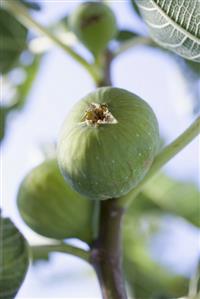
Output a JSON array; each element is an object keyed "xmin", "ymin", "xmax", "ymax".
[
  {"xmin": 69, "ymin": 2, "xmax": 117, "ymax": 57},
  {"xmin": 17, "ymin": 159, "xmax": 93, "ymax": 242},
  {"xmin": 0, "ymin": 212, "xmax": 29, "ymax": 299},
  {"xmin": 57, "ymin": 87, "xmax": 160, "ymax": 201}
]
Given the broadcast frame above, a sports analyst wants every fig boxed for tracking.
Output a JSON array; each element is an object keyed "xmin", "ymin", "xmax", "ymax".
[
  {"xmin": 17, "ymin": 159, "xmax": 93, "ymax": 242},
  {"xmin": 69, "ymin": 2, "xmax": 117, "ymax": 57},
  {"xmin": 57, "ymin": 87, "xmax": 160, "ymax": 201},
  {"xmin": 0, "ymin": 212, "xmax": 29, "ymax": 299}
]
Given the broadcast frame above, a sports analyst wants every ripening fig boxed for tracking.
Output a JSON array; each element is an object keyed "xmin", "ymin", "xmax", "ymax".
[
  {"xmin": 17, "ymin": 159, "xmax": 93, "ymax": 242},
  {"xmin": 57, "ymin": 87, "xmax": 160, "ymax": 201},
  {"xmin": 69, "ymin": 2, "xmax": 117, "ymax": 57}
]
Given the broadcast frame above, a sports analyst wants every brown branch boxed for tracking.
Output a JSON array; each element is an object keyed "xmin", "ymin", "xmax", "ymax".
[{"xmin": 90, "ymin": 199, "xmax": 127, "ymax": 299}]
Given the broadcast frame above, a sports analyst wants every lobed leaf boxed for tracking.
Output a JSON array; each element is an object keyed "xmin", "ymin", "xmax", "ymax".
[{"xmin": 135, "ymin": 0, "xmax": 200, "ymax": 62}]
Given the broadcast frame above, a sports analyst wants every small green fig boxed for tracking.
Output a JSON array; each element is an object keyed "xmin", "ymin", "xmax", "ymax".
[
  {"xmin": 17, "ymin": 159, "xmax": 93, "ymax": 242},
  {"xmin": 0, "ymin": 212, "xmax": 29, "ymax": 299},
  {"xmin": 57, "ymin": 87, "xmax": 160, "ymax": 201},
  {"xmin": 69, "ymin": 2, "xmax": 117, "ymax": 57}
]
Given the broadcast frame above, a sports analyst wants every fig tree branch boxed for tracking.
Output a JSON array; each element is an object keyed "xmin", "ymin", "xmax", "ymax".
[
  {"xmin": 2, "ymin": 0, "xmax": 101, "ymax": 82},
  {"xmin": 90, "ymin": 200, "xmax": 127, "ymax": 299},
  {"xmin": 118, "ymin": 116, "xmax": 200, "ymax": 208},
  {"xmin": 31, "ymin": 243, "xmax": 90, "ymax": 263}
]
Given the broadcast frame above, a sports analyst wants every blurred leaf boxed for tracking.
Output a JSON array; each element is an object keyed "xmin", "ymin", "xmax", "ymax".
[
  {"xmin": 135, "ymin": 0, "xmax": 200, "ymax": 62},
  {"xmin": 0, "ymin": 8, "xmax": 28, "ymax": 74},
  {"xmin": 0, "ymin": 106, "xmax": 9, "ymax": 142},
  {"xmin": 184, "ymin": 60, "xmax": 200, "ymax": 76},
  {"xmin": 116, "ymin": 29, "xmax": 139, "ymax": 42},
  {"xmin": 123, "ymin": 172, "xmax": 199, "ymax": 297},
  {"xmin": 188, "ymin": 260, "xmax": 200, "ymax": 298},
  {"xmin": 125, "ymin": 173, "xmax": 200, "ymax": 228},
  {"xmin": 0, "ymin": 211, "xmax": 29, "ymax": 299},
  {"xmin": 20, "ymin": 0, "xmax": 41, "ymax": 11},
  {"xmin": 174, "ymin": 56, "xmax": 200, "ymax": 114},
  {"xmin": 130, "ymin": 0, "xmax": 142, "ymax": 18},
  {"xmin": 12, "ymin": 54, "xmax": 42, "ymax": 110},
  {"xmin": 123, "ymin": 213, "xmax": 188, "ymax": 299},
  {"xmin": 0, "ymin": 54, "xmax": 42, "ymax": 144},
  {"xmin": 142, "ymin": 173, "xmax": 200, "ymax": 227}
]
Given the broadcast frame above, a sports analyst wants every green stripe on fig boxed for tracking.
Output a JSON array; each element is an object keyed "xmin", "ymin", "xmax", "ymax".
[
  {"xmin": 57, "ymin": 87, "xmax": 160, "ymax": 201},
  {"xmin": 17, "ymin": 159, "xmax": 93, "ymax": 242},
  {"xmin": 0, "ymin": 212, "xmax": 29, "ymax": 299},
  {"xmin": 69, "ymin": 2, "xmax": 117, "ymax": 57}
]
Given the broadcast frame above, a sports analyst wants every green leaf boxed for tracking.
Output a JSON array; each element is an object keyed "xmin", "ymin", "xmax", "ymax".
[
  {"xmin": 123, "ymin": 173, "xmax": 199, "ymax": 296},
  {"xmin": 0, "ymin": 8, "xmax": 28, "ymax": 74},
  {"xmin": 13, "ymin": 54, "xmax": 42, "ymax": 110},
  {"xmin": 0, "ymin": 106, "xmax": 9, "ymax": 143},
  {"xmin": 116, "ymin": 29, "xmax": 139, "ymax": 42},
  {"xmin": 184, "ymin": 59, "xmax": 200, "ymax": 76},
  {"xmin": 128, "ymin": 173, "xmax": 200, "ymax": 227},
  {"xmin": 0, "ymin": 211, "xmax": 29, "ymax": 299},
  {"xmin": 130, "ymin": 0, "xmax": 142, "ymax": 18},
  {"xmin": 179, "ymin": 58, "xmax": 200, "ymax": 114},
  {"xmin": 135, "ymin": 0, "xmax": 200, "ymax": 62},
  {"xmin": 0, "ymin": 54, "xmax": 42, "ymax": 144},
  {"xmin": 142, "ymin": 173, "xmax": 200, "ymax": 227},
  {"xmin": 123, "ymin": 213, "xmax": 188, "ymax": 299},
  {"xmin": 20, "ymin": 0, "xmax": 41, "ymax": 11}
]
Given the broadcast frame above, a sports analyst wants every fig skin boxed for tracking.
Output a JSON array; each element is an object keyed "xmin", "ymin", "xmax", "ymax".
[
  {"xmin": 57, "ymin": 87, "xmax": 160, "ymax": 201},
  {"xmin": 69, "ymin": 2, "xmax": 117, "ymax": 57},
  {"xmin": 17, "ymin": 159, "xmax": 93, "ymax": 242}
]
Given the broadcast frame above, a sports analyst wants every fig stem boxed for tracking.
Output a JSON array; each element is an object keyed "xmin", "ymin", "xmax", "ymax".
[
  {"xmin": 90, "ymin": 199, "xmax": 127, "ymax": 299},
  {"xmin": 118, "ymin": 116, "xmax": 200, "ymax": 208},
  {"xmin": 95, "ymin": 50, "xmax": 113, "ymax": 87},
  {"xmin": 92, "ymin": 200, "xmax": 100, "ymax": 240},
  {"xmin": 2, "ymin": 0, "xmax": 101, "ymax": 83},
  {"xmin": 31, "ymin": 243, "xmax": 90, "ymax": 263}
]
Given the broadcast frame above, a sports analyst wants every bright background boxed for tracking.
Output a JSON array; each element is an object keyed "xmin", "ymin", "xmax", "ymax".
[{"xmin": 1, "ymin": 1, "xmax": 200, "ymax": 298}]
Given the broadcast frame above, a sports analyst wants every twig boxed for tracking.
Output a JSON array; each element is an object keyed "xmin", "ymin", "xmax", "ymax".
[{"xmin": 31, "ymin": 243, "xmax": 90, "ymax": 263}]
